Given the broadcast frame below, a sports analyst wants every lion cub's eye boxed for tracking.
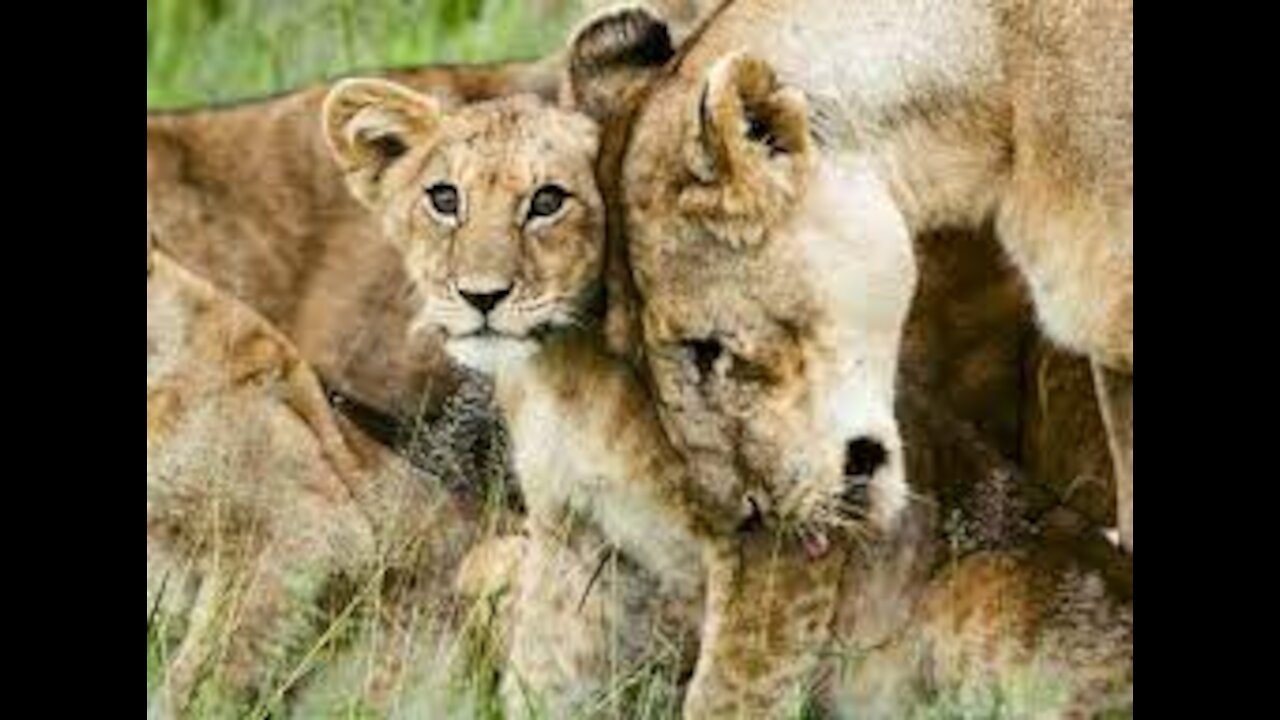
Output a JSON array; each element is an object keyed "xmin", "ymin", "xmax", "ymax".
[
  {"xmin": 426, "ymin": 183, "xmax": 461, "ymax": 217},
  {"xmin": 527, "ymin": 185, "xmax": 570, "ymax": 221}
]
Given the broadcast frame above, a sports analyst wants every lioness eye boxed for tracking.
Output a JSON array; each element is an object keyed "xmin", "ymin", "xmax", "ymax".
[
  {"xmin": 528, "ymin": 185, "xmax": 570, "ymax": 221},
  {"xmin": 683, "ymin": 338, "xmax": 724, "ymax": 379},
  {"xmin": 426, "ymin": 183, "xmax": 461, "ymax": 217}
]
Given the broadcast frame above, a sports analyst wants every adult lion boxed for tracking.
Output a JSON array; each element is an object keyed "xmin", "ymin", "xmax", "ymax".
[{"xmin": 568, "ymin": 0, "xmax": 1133, "ymax": 555}]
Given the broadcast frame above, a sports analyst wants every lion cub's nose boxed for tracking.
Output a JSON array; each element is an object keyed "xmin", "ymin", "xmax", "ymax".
[{"xmin": 460, "ymin": 286, "xmax": 513, "ymax": 315}]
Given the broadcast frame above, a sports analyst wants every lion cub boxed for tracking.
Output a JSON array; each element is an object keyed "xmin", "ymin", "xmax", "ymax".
[{"xmin": 322, "ymin": 78, "xmax": 704, "ymax": 717}]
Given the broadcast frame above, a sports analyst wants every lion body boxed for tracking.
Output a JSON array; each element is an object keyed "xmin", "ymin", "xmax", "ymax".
[
  {"xmin": 147, "ymin": 235, "xmax": 498, "ymax": 716},
  {"xmin": 565, "ymin": 1, "xmax": 1132, "ymax": 711},
  {"xmin": 322, "ymin": 81, "xmax": 708, "ymax": 717}
]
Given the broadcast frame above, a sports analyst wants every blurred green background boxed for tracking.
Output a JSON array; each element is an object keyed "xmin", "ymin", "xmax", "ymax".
[{"xmin": 146, "ymin": 0, "xmax": 584, "ymax": 110}]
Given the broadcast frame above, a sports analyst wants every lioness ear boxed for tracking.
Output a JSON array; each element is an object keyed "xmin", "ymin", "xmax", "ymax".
[
  {"xmin": 565, "ymin": 4, "xmax": 675, "ymax": 121},
  {"xmin": 680, "ymin": 54, "xmax": 814, "ymax": 249},
  {"xmin": 323, "ymin": 78, "xmax": 442, "ymax": 207}
]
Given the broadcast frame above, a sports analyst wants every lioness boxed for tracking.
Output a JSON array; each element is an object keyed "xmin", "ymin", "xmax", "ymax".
[
  {"xmin": 556, "ymin": 3, "xmax": 1131, "ymax": 712},
  {"xmin": 569, "ymin": 1, "xmax": 1133, "ymax": 554}
]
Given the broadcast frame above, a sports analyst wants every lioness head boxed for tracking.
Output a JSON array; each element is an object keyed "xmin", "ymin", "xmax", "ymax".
[
  {"xmin": 569, "ymin": 8, "xmax": 917, "ymax": 547},
  {"xmin": 323, "ymin": 79, "xmax": 605, "ymax": 374}
]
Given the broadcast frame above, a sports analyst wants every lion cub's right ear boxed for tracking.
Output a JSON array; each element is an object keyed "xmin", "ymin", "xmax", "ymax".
[{"xmin": 323, "ymin": 78, "xmax": 442, "ymax": 207}]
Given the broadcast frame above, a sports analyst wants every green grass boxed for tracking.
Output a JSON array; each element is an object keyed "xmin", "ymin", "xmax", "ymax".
[{"xmin": 146, "ymin": 0, "xmax": 583, "ymax": 110}]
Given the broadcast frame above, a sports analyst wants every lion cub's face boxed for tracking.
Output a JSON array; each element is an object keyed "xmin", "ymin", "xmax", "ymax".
[
  {"xmin": 571, "ymin": 10, "xmax": 917, "ymax": 547},
  {"xmin": 324, "ymin": 80, "xmax": 605, "ymax": 373}
]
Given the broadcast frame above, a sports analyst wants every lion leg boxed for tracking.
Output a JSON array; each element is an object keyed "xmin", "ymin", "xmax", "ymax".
[
  {"xmin": 499, "ymin": 528, "xmax": 617, "ymax": 719},
  {"xmin": 683, "ymin": 535, "xmax": 845, "ymax": 719},
  {"xmin": 1091, "ymin": 360, "xmax": 1132, "ymax": 553}
]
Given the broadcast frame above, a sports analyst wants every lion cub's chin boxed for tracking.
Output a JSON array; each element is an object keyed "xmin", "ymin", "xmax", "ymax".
[{"xmin": 445, "ymin": 335, "xmax": 540, "ymax": 375}]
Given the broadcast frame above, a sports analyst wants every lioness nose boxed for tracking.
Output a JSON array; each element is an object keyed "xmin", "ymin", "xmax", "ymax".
[
  {"xmin": 460, "ymin": 286, "xmax": 513, "ymax": 315},
  {"xmin": 844, "ymin": 437, "xmax": 888, "ymax": 479},
  {"xmin": 841, "ymin": 437, "xmax": 888, "ymax": 508}
]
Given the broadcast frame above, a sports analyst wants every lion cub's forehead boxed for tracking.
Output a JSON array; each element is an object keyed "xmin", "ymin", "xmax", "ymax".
[{"xmin": 428, "ymin": 97, "xmax": 599, "ymax": 182}]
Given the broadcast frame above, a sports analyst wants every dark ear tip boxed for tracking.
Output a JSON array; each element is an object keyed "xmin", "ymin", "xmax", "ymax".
[{"xmin": 570, "ymin": 5, "xmax": 675, "ymax": 75}]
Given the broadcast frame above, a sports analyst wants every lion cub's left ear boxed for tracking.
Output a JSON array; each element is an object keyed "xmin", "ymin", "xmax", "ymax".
[
  {"xmin": 681, "ymin": 54, "xmax": 814, "ymax": 249},
  {"xmin": 323, "ymin": 78, "xmax": 443, "ymax": 207}
]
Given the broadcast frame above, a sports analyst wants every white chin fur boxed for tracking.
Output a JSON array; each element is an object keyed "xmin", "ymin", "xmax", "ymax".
[
  {"xmin": 446, "ymin": 336, "xmax": 539, "ymax": 375},
  {"xmin": 868, "ymin": 456, "xmax": 908, "ymax": 534}
]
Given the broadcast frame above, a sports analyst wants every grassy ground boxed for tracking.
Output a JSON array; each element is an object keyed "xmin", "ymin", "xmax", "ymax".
[{"xmin": 146, "ymin": 0, "xmax": 582, "ymax": 110}]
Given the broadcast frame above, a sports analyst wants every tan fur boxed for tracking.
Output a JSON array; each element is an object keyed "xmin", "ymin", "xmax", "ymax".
[
  {"xmin": 321, "ymin": 81, "xmax": 604, "ymax": 359},
  {"xmin": 146, "ymin": 58, "xmax": 562, "ymax": 415},
  {"xmin": 903, "ymin": 229, "xmax": 1121, "ymax": 534},
  {"xmin": 1091, "ymin": 363, "xmax": 1132, "ymax": 550},
  {"xmin": 831, "ymin": 546, "xmax": 1132, "ymax": 719},
  {"xmin": 323, "ymin": 80, "xmax": 706, "ymax": 717},
  {"xmin": 817, "ymin": 384, "xmax": 1132, "ymax": 719},
  {"xmin": 576, "ymin": 10, "xmax": 922, "ymax": 552},
  {"xmin": 569, "ymin": 0, "xmax": 1133, "ymax": 552},
  {"xmin": 562, "ymin": 2, "xmax": 1132, "ymax": 710},
  {"xmin": 484, "ymin": 338, "xmax": 709, "ymax": 718},
  {"xmin": 454, "ymin": 380, "xmax": 1132, "ymax": 719},
  {"xmin": 1022, "ymin": 336, "xmax": 1120, "ymax": 530},
  {"xmin": 664, "ymin": 382, "xmax": 1131, "ymax": 719},
  {"xmin": 588, "ymin": 0, "xmax": 717, "ymax": 31},
  {"xmin": 147, "ymin": 238, "xmax": 502, "ymax": 716},
  {"xmin": 323, "ymin": 74, "xmax": 1128, "ymax": 715},
  {"xmin": 148, "ymin": 241, "xmax": 366, "ymax": 713}
]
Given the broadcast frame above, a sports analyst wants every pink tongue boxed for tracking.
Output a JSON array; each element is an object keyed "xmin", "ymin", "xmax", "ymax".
[{"xmin": 803, "ymin": 531, "xmax": 831, "ymax": 560}]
